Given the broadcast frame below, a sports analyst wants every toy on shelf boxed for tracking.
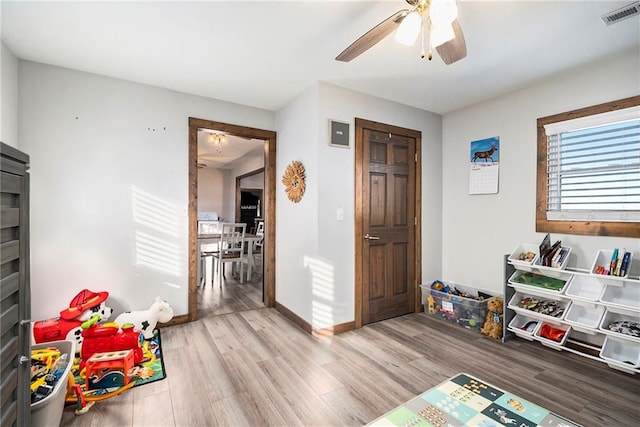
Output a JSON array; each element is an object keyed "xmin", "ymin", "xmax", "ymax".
[
  {"xmin": 32, "ymin": 289, "xmax": 112, "ymax": 352},
  {"xmin": 114, "ymin": 297, "xmax": 174, "ymax": 339},
  {"xmin": 480, "ymin": 296, "xmax": 504, "ymax": 340}
]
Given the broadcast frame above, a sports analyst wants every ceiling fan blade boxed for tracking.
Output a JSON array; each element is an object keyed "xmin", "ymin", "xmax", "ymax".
[
  {"xmin": 336, "ymin": 9, "xmax": 409, "ymax": 62},
  {"xmin": 435, "ymin": 19, "xmax": 467, "ymax": 65}
]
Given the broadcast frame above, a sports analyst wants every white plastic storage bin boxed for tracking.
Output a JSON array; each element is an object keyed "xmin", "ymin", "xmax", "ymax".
[
  {"xmin": 591, "ymin": 249, "xmax": 633, "ymax": 279},
  {"xmin": 508, "ymin": 243, "xmax": 539, "ymax": 267},
  {"xmin": 507, "ymin": 291, "xmax": 568, "ymax": 323},
  {"xmin": 31, "ymin": 340, "xmax": 76, "ymax": 427},
  {"xmin": 599, "ymin": 283, "xmax": 640, "ymax": 312},
  {"xmin": 564, "ymin": 275, "xmax": 605, "ymax": 302},
  {"xmin": 564, "ymin": 303, "xmax": 606, "ymax": 333},
  {"xmin": 507, "ymin": 314, "xmax": 540, "ymax": 341},
  {"xmin": 599, "ymin": 309, "xmax": 640, "ymax": 341},
  {"xmin": 535, "ymin": 246, "xmax": 572, "ymax": 270},
  {"xmin": 508, "ymin": 269, "xmax": 569, "ymax": 294},
  {"xmin": 600, "ymin": 336, "xmax": 640, "ymax": 370},
  {"xmin": 534, "ymin": 321, "xmax": 571, "ymax": 350}
]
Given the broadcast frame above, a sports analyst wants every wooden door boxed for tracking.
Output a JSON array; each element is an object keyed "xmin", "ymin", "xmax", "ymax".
[
  {"xmin": 356, "ymin": 119, "xmax": 420, "ymax": 326},
  {"xmin": 0, "ymin": 142, "xmax": 31, "ymax": 427}
]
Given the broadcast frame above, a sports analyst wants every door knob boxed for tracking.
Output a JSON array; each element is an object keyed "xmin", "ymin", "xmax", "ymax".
[{"xmin": 364, "ymin": 233, "xmax": 380, "ymax": 241}]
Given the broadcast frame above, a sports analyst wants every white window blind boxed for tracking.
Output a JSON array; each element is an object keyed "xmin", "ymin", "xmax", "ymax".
[{"xmin": 544, "ymin": 110, "xmax": 640, "ymax": 223}]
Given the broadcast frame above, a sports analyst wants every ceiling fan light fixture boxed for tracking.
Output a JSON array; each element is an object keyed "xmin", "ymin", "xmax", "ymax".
[
  {"xmin": 430, "ymin": 23, "xmax": 455, "ymax": 48},
  {"xmin": 395, "ymin": 11, "xmax": 422, "ymax": 46},
  {"xmin": 429, "ymin": 0, "xmax": 458, "ymax": 27}
]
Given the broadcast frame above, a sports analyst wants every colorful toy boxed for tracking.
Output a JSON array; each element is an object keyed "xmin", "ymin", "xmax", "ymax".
[
  {"xmin": 79, "ymin": 319, "xmax": 144, "ymax": 370},
  {"xmin": 32, "ymin": 289, "xmax": 112, "ymax": 352},
  {"xmin": 427, "ymin": 295, "xmax": 437, "ymax": 314},
  {"xmin": 30, "ymin": 347, "xmax": 66, "ymax": 403},
  {"xmin": 114, "ymin": 297, "xmax": 174, "ymax": 339},
  {"xmin": 480, "ymin": 296, "xmax": 504, "ymax": 340},
  {"xmin": 430, "ymin": 280, "xmax": 451, "ymax": 293}
]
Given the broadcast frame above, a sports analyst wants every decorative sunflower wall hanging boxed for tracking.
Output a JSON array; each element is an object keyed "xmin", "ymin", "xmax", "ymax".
[{"xmin": 282, "ymin": 160, "xmax": 306, "ymax": 203}]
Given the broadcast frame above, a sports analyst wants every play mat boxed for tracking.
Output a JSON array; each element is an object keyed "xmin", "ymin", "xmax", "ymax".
[{"xmin": 367, "ymin": 373, "xmax": 581, "ymax": 427}]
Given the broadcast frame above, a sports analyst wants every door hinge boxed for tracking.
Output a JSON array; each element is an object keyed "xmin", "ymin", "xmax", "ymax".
[
  {"xmin": 415, "ymin": 153, "xmax": 417, "ymax": 162},
  {"xmin": 414, "ymin": 217, "xmax": 417, "ymax": 226}
]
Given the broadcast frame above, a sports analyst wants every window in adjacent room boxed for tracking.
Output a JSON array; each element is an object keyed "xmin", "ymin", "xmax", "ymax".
[{"xmin": 536, "ymin": 96, "xmax": 640, "ymax": 238}]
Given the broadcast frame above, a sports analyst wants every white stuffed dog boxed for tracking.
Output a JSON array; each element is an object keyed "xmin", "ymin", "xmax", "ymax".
[{"xmin": 114, "ymin": 297, "xmax": 174, "ymax": 339}]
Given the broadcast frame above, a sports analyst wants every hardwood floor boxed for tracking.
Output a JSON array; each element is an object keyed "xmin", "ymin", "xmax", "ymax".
[
  {"xmin": 60, "ymin": 305, "xmax": 639, "ymax": 426},
  {"xmin": 197, "ymin": 253, "xmax": 265, "ymax": 318}
]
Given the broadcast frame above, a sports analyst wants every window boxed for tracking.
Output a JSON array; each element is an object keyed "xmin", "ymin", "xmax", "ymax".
[{"xmin": 536, "ymin": 96, "xmax": 640, "ymax": 238}]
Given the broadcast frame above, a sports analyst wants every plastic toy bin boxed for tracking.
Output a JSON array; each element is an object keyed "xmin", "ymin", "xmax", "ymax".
[
  {"xmin": 420, "ymin": 283, "xmax": 490, "ymax": 331},
  {"xmin": 600, "ymin": 336, "xmax": 640, "ymax": 369},
  {"xmin": 31, "ymin": 340, "xmax": 76, "ymax": 427}
]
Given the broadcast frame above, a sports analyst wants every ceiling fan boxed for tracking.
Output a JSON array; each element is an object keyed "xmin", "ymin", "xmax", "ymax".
[{"xmin": 336, "ymin": 0, "xmax": 466, "ymax": 65}]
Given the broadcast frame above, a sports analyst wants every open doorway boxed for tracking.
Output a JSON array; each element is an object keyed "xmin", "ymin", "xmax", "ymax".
[{"xmin": 188, "ymin": 118, "xmax": 276, "ymax": 321}]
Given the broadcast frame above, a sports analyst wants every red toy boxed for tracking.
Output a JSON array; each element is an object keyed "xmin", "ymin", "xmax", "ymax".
[
  {"xmin": 79, "ymin": 322, "xmax": 143, "ymax": 370},
  {"xmin": 32, "ymin": 289, "xmax": 112, "ymax": 350},
  {"xmin": 33, "ymin": 317, "xmax": 82, "ymax": 343}
]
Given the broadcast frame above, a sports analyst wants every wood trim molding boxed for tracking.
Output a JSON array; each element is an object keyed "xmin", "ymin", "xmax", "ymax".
[
  {"xmin": 536, "ymin": 96, "xmax": 640, "ymax": 238},
  {"xmin": 235, "ymin": 168, "xmax": 265, "ymax": 223},
  {"xmin": 275, "ymin": 302, "xmax": 312, "ymax": 334},
  {"xmin": 275, "ymin": 302, "xmax": 356, "ymax": 337},
  {"xmin": 188, "ymin": 118, "xmax": 277, "ymax": 321},
  {"xmin": 313, "ymin": 321, "xmax": 356, "ymax": 338},
  {"xmin": 162, "ymin": 314, "xmax": 189, "ymax": 327}
]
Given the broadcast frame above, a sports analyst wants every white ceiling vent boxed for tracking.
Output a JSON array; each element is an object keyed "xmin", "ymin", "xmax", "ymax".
[{"xmin": 601, "ymin": 1, "xmax": 640, "ymax": 25}]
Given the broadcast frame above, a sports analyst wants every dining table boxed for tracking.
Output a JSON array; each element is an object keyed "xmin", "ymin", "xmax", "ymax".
[{"xmin": 197, "ymin": 233, "xmax": 263, "ymax": 285}]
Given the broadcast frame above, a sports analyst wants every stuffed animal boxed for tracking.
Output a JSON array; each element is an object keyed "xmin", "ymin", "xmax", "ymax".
[
  {"xmin": 32, "ymin": 289, "xmax": 112, "ymax": 352},
  {"xmin": 114, "ymin": 297, "xmax": 174, "ymax": 339},
  {"xmin": 480, "ymin": 296, "xmax": 504, "ymax": 340}
]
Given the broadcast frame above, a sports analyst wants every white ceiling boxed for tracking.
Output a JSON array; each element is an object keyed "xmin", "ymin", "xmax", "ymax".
[
  {"xmin": 197, "ymin": 129, "xmax": 265, "ymax": 169},
  {"xmin": 2, "ymin": 0, "xmax": 639, "ymax": 117}
]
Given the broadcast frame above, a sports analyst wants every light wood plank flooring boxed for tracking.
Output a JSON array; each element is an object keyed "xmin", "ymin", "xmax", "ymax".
[
  {"xmin": 197, "ymin": 254, "xmax": 265, "ymax": 318},
  {"xmin": 60, "ymin": 307, "xmax": 639, "ymax": 426}
]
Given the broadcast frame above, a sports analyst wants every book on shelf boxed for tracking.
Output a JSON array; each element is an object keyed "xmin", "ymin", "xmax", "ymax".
[
  {"xmin": 551, "ymin": 247, "xmax": 569, "ymax": 269},
  {"xmin": 613, "ymin": 248, "xmax": 625, "ymax": 276},
  {"xmin": 609, "ymin": 248, "xmax": 619, "ymax": 276},
  {"xmin": 543, "ymin": 240, "xmax": 561, "ymax": 267},
  {"xmin": 619, "ymin": 251, "xmax": 631, "ymax": 277}
]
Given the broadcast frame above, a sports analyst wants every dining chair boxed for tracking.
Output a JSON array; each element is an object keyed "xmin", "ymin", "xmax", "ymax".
[
  {"xmin": 254, "ymin": 220, "xmax": 264, "ymax": 253},
  {"xmin": 199, "ymin": 242, "xmax": 219, "ymax": 287},
  {"xmin": 213, "ymin": 222, "xmax": 246, "ymax": 286}
]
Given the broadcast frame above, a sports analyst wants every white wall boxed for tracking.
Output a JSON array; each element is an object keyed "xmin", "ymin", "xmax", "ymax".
[
  {"xmin": 19, "ymin": 61, "xmax": 275, "ymax": 321},
  {"xmin": 275, "ymin": 84, "xmax": 320, "ymax": 324},
  {"xmin": 197, "ymin": 167, "xmax": 227, "ymax": 217},
  {"xmin": 442, "ymin": 50, "xmax": 640, "ymax": 296},
  {"xmin": 276, "ymin": 81, "xmax": 442, "ymax": 329},
  {"xmin": 1, "ymin": 40, "xmax": 19, "ymax": 147},
  {"xmin": 240, "ymin": 173, "xmax": 264, "ymax": 190}
]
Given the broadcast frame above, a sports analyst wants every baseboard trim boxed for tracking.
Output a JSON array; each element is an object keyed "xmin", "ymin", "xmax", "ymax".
[
  {"xmin": 275, "ymin": 301, "xmax": 355, "ymax": 337},
  {"xmin": 312, "ymin": 320, "xmax": 356, "ymax": 338},
  {"xmin": 162, "ymin": 314, "xmax": 189, "ymax": 328}
]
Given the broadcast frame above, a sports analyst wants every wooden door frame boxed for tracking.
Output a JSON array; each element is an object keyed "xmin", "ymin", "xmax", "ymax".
[
  {"xmin": 354, "ymin": 118, "xmax": 422, "ymax": 329},
  {"xmin": 235, "ymin": 169, "xmax": 264, "ymax": 225},
  {"xmin": 187, "ymin": 118, "xmax": 276, "ymax": 321}
]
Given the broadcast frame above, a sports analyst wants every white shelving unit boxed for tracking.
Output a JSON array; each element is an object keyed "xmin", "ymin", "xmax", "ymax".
[{"xmin": 503, "ymin": 249, "xmax": 640, "ymax": 375}]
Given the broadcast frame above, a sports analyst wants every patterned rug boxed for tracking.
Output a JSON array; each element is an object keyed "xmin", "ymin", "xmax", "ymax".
[
  {"xmin": 367, "ymin": 373, "xmax": 581, "ymax": 427},
  {"xmin": 72, "ymin": 328, "xmax": 166, "ymax": 392}
]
